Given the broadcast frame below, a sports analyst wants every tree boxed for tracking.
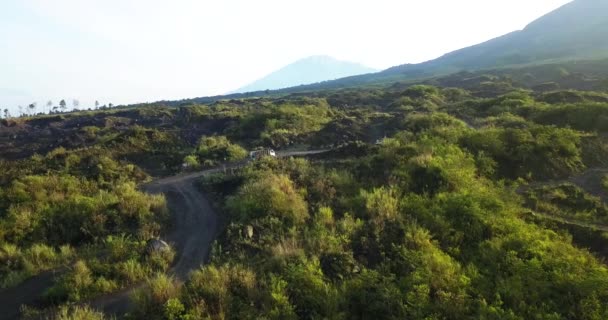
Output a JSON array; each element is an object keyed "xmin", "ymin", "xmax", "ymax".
[
  {"xmin": 59, "ymin": 100, "xmax": 67, "ymax": 112},
  {"xmin": 3, "ymin": 108, "xmax": 9, "ymax": 119},
  {"xmin": 72, "ymin": 99, "xmax": 80, "ymax": 110},
  {"xmin": 108, "ymin": 103, "xmax": 114, "ymax": 109},
  {"xmin": 28, "ymin": 102, "xmax": 37, "ymax": 115},
  {"xmin": 46, "ymin": 100, "xmax": 53, "ymax": 114},
  {"xmin": 18, "ymin": 105, "xmax": 24, "ymax": 117},
  {"xmin": 94, "ymin": 100, "xmax": 100, "ymax": 109}
]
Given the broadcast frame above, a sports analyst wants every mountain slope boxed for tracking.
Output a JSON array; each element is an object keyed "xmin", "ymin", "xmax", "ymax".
[
  {"xmin": 234, "ymin": 55, "xmax": 376, "ymax": 93},
  {"xmin": 270, "ymin": 0, "xmax": 608, "ymax": 92},
  {"xmin": 385, "ymin": 0, "xmax": 608, "ymax": 75}
]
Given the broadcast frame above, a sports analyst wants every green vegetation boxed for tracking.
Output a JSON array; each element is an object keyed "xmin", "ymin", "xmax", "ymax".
[
  {"xmin": 4, "ymin": 63, "xmax": 608, "ymax": 318},
  {"xmin": 159, "ymin": 132, "xmax": 608, "ymax": 319},
  {"xmin": 0, "ymin": 141, "xmax": 172, "ymax": 305},
  {"xmin": 22, "ymin": 304, "xmax": 107, "ymax": 320},
  {"xmin": 189, "ymin": 135, "xmax": 247, "ymax": 168},
  {"xmin": 525, "ymin": 183, "xmax": 608, "ymax": 225},
  {"xmin": 131, "ymin": 273, "xmax": 182, "ymax": 319},
  {"xmin": 53, "ymin": 305, "xmax": 107, "ymax": 320},
  {"xmin": 3, "ymin": 2, "xmax": 608, "ymax": 315},
  {"xmin": 460, "ymin": 125, "xmax": 583, "ymax": 179}
]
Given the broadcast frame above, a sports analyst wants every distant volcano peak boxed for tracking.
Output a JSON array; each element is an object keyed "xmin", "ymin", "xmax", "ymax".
[{"xmin": 234, "ymin": 56, "xmax": 377, "ymax": 93}]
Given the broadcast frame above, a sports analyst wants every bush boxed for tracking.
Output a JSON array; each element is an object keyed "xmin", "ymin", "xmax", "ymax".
[
  {"xmin": 226, "ymin": 172, "xmax": 309, "ymax": 227},
  {"xmin": 47, "ymin": 260, "xmax": 118, "ymax": 302},
  {"xmin": 131, "ymin": 273, "xmax": 181, "ymax": 320},
  {"xmin": 116, "ymin": 259, "xmax": 148, "ymax": 284},
  {"xmin": 531, "ymin": 102, "xmax": 608, "ymax": 132},
  {"xmin": 196, "ymin": 136, "xmax": 247, "ymax": 166},
  {"xmin": 460, "ymin": 125, "xmax": 583, "ymax": 179},
  {"xmin": 53, "ymin": 305, "xmax": 106, "ymax": 320},
  {"xmin": 182, "ymin": 155, "xmax": 199, "ymax": 170},
  {"xmin": 146, "ymin": 246, "xmax": 176, "ymax": 272},
  {"xmin": 1, "ymin": 243, "xmax": 73, "ymax": 289},
  {"xmin": 2, "ymin": 175, "xmax": 167, "ymax": 247},
  {"xmin": 178, "ymin": 265, "xmax": 259, "ymax": 319}
]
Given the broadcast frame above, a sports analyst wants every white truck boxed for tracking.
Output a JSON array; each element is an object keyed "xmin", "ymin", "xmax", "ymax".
[{"xmin": 249, "ymin": 148, "xmax": 277, "ymax": 160}]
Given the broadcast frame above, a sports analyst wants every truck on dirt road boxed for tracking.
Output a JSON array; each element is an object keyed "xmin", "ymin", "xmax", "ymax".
[{"xmin": 249, "ymin": 148, "xmax": 277, "ymax": 160}]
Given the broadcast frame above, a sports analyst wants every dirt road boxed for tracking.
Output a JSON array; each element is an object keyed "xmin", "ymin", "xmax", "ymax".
[
  {"xmin": 88, "ymin": 170, "xmax": 220, "ymax": 317},
  {"xmin": 0, "ymin": 271, "xmax": 59, "ymax": 320},
  {"xmin": 159, "ymin": 182, "xmax": 218, "ymax": 279}
]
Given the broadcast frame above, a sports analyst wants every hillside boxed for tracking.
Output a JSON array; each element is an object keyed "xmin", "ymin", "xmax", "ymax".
[
  {"xmin": 385, "ymin": 0, "xmax": 608, "ymax": 74},
  {"xmin": 6, "ymin": 1, "xmax": 608, "ymax": 318},
  {"xmin": 233, "ymin": 55, "xmax": 376, "ymax": 93},
  {"xmin": 4, "ymin": 69, "xmax": 608, "ymax": 318}
]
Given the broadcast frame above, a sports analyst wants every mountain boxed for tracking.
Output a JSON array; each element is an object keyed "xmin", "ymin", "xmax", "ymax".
[
  {"xmin": 161, "ymin": 0, "xmax": 608, "ymax": 105},
  {"xmin": 234, "ymin": 56, "xmax": 377, "ymax": 93},
  {"xmin": 384, "ymin": 0, "xmax": 608, "ymax": 76},
  {"xmin": 262, "ymin": 0, "xmax": 608, "ymax": 92}
]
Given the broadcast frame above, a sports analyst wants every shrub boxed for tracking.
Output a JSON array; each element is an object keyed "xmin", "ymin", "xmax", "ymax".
[
  {"xmin": 116, "ymin": 259, "xmax": 148, "ymax": 284},
  {"xmin": 460, "ymin": 125, "xmax": 583, "ymax": 179},
  {"xmin": 196, "ymin": 136, "xmax": 247, "ymax": 166},
  {"xmin": 131, "ymin": 273, "xmax": 181, "ymax": 320},
  {"xmin": 47, "ymin": 260, "xmax": 118, "ymax": 302},
  {"xmin": 227, "ymin": 173, "xmax": 309, "ymax": 227},
  {"xmin": 182, "ymin": 155, "xmax": 199, "ymax": 170},
  {"xmin": 531, "ymin": 102, "xmax": 608, "ymax": 132},
  {"xmin": 164, "ymin": 298, "xmax": 185, "ymax": 320},
  {"xmin": 53, "ymin": 305, "xmax": 106, "ymax": 320},
  {"xmin": 146, "ymin": 245, "xmax": 176, "ymax": 272}
]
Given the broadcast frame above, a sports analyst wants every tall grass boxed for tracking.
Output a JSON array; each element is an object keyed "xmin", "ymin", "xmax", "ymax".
[
  {"xmin": 131, "ymin": 273, "xmax": 181, "ymax": 319},
  {"xmin": 0, "ymin": 243, "xmax": 74, "ymax": 288}
]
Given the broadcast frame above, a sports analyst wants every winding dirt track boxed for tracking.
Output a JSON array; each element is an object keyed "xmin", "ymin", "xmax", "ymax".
[
  {"xmin": 87, "ymin": 170, "xmax": 220, "ymax": 317},
  {"xmin": 0, "ymin": 150, "xmax": 327, "ymax": 319}
]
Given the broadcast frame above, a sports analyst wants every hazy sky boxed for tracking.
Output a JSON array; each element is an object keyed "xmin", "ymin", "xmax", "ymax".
[{"xmin": 1, "ymin": 0, "xmax": 571, "ymax": 111}]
